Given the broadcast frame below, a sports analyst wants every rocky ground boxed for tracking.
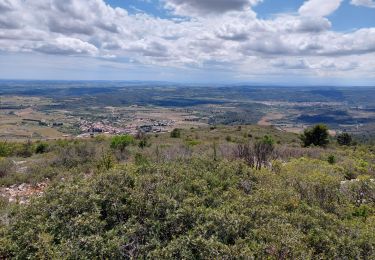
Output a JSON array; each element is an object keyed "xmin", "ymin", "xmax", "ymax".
[{"xmin": 0, "ymin": 181, "xmax": 48, "ymax": 204}]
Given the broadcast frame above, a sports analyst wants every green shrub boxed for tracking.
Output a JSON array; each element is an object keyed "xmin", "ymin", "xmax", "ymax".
[
  {"xmin": 185, "ymin": 140, "xmax": 201, "ymax": 147},
  {"xmin": 35, "ymin": 143, "xmax": 49, "ymax": 154},
  {"xmin": 2, "ymin": 159, "xmax": 375, "ymax": 259},
  {"xmin": 1, "ymin": 126, "xmax": 375, "ymax": 259},
  {"xmin": 0, "ymin": 142, "xmax": 11, "ymax": 157},
  {"xmin": 337, "ymin": 132, "xmax": 352, "ymax": 146},
  {"xmin": 138, "ymin": 137, "xmax": 150, "ymax": 149},
  {"xmin": 110, "ymin": 135, "xmax": 135, "ymax": 152},
  {"xmin": 170, "ymin": 128, "xmax": 181, "ymax": 138},
  {"xmin": 16, "ymin": 140, "xmax": 33, "ymax": 158},
  {"xmin": 327, "ymin": 154, "xmax": 336, "ymax": 164},
  {"xmin": 96, "ymin": 152, "xmax": 115, "ymax": 171}
]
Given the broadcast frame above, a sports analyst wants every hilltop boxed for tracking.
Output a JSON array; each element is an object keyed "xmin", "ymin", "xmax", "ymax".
[{"xmin": 1, "ymin": 125, "xmax": 374, "ymax": 258}]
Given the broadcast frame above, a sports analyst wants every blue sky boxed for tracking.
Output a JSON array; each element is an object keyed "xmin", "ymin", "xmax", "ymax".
[
  {"xmin": 106, "ymin": 0, "xmax": 169, "ymax": 17},
  {"xmin": 107, "ymin": 0, "xmax": 375, "ymax": 31},
  {"xmin": 255, "ymin": 0, "xmax": 375, "ymax": 31},
  {"xmin": 106, "ymin": 0, "xmax": 375, "ymax": 31},
  {"xmin": 0, "ymin": 0, "xmax": 374, "ymax": 85}
]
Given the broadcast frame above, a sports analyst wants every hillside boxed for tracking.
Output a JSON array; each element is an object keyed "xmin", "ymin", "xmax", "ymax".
[{"xmin": 1, "ymin": 125, "xmax": 375, "ymax": 258}]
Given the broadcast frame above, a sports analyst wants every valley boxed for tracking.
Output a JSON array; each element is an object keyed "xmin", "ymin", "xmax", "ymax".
[{"xmin": 1, "ymin": 81, "xmax": 374, "ymax": 143}]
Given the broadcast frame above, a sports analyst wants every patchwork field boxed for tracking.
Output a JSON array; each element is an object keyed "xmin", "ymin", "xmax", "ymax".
[{"xmin": 1, "ymin": 82, "xmax": 375, "ymax": 143}]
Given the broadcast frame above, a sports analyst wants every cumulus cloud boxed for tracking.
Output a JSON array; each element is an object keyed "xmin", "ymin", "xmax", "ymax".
[
  {"xmin": 270, "ymin": 15, "xmax": 332, "ymax": 33},
  {"xmin": 271, "ymin": 59, "xmax": 310, "ymax": 70},
  {"xmin": 126, "ymin": 40, "xmax": 170, "ymax": 58},
  {"xmin": 35, "ymin": 37, "xmax": 99, "ymax": 56},
  {"xmin": 351, "ymin": 0, "xmax": 375, "ymax": 8},
  {"xmin": 164, "ymin": 0, "xmax": 262, "ymax": 16},
  {"xmin": 299, "ymin": 0, "xmax": 343, "ymax": 17},
  {"xmin": 316, "ymin": 60, "xmax": 358, "ymax": 71},
  {"xmin": 0, "ymin": 17, "xmax": 22, "ymax": 29},
  {"xmin": 294, "ymin": 17, "xmax": 331, "ymax": 32},
  {"xmin": 0, "ymin": 0, "xmax": 17, "ymax": 12},
  {"xmin": 0, "ymin": 0, "xmax": 373, "ymax": 80}
]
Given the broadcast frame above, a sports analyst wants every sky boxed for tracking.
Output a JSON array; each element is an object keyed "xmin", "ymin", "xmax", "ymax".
[{"xmin": 0, "ymin": 0, "xmax": 375, "ymax": 85}]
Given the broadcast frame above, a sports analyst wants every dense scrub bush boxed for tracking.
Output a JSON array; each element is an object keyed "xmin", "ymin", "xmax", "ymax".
[
  {"xmin": 340, "ymin": 157, "xmax": 373, "ymax": 180},
  {"xmin": 0, "ymin": 141, "xmax": 33, "ymax": 158},
  {"xmin": 1, "ymin": 158, "xmax": 375, "ymax": 259},
  {"xmin": 1, "ymin": 126, "xmax": 375, "ymax": 258},
  {"xmin": 282, "ymin": 158, "xmax": 344, "ymax": 213},
  {"xmin": 341, "ymin": 177, "xmax": 375, "ymax": 207}
]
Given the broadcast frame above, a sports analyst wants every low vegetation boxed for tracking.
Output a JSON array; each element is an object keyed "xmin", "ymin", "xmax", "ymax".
[{"xmin": 0, "ymin": 125, "xmax": 374, "ymax": 258}]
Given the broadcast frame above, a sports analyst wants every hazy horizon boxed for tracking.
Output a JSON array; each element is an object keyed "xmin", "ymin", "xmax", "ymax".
[{"xmin": 1, "ymin": 79, "xmax": 375, "ymax": 88}]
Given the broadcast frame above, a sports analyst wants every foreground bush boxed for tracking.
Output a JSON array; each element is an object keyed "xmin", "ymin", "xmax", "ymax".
[{"xmin": 1, "ymin": 158, "xmax": 374, "ymax": 259}]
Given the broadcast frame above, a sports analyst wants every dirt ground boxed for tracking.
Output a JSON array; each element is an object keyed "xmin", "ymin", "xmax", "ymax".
[{"xmin": 258, "ymin": 113, "xmax": 285, "ymax": 126}]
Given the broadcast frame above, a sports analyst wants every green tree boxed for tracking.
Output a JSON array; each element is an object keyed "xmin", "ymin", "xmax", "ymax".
[
  {"xmin": 337, "ymin": 132, "xmax": 352, "ymax": 146},
  {"xmin": 110, "ymin": 135, "xmax": 135, "ymax": 153},
  {"xmin": 300, "ymin": 124, "xmax": 329, "ymax": 147}
]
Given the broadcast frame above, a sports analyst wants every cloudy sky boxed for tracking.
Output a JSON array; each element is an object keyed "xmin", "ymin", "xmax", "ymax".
[{"xmin": 0, "ymin": 0, "xmax": 375, "ymax": 85}]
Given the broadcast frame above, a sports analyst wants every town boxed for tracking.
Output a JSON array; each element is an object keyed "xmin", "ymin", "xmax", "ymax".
[{"xmin": 77, "ymin": 119, "xmax": 176, "ymax": 138}]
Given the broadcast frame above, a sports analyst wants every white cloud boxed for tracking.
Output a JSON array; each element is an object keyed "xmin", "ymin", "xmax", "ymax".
[
  {"xmin": 351, "ymin": 0, "xmax": 375, "ymax": 8},
  {"xmin": 0, "ymin": 0, "xmax": 18, "ymax": 12},
  {"xmin": 299, "ymin": 0, "xmax": 343, "ymax": 17},
  {"xmin": 271, "ymin": 59, "xmax": 310, "ymax": 69},
  {"xmin": 0, "ymin": 0, "xmax": 373, "ymax": 81},
  {"xmin": 35, "ymin": 37, "xmax": 99, "ymax": 56}
]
